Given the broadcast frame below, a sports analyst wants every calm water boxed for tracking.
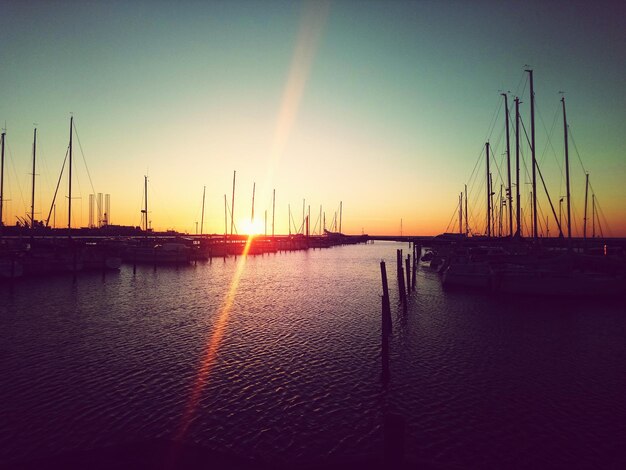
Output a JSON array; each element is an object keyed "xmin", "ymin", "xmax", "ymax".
[{"xmin": 1, "ymin": 242, "xmax": 625, "ymax": 468}]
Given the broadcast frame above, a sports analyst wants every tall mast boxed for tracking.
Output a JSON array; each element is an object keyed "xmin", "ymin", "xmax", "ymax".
[
  {"xmin": 530, "ymin": 191, "xmax": 533, "ymax": 237},
  {"xmin": 31, "ymin": 128, "xmax": 37, "ymax": 231},
  {"xmin": 288, "ymin": 204, "xmax": 291, "ymax": 236},
  {"xmin": 559, "ymin": 198, "xmax": 563, "ymax": 235},
  {"xmin": 502, "ymin": 93, "xmax": 513, "ymax": 237},
  {"xmin": 68, "ymin": 116, "xmax": 73, "ymax": 235},
  {"xmin": 319, "ymin": 204, "xmax": 322, "ymax": 235},
  {"xmin": 515, "ymin": 97, "xmax": 521, "ymax": 237},
  {"xmin": 498, "ymin": 185, "xmax": 503, "ymax": 237},
  {"xmin": 144, "ymin": 175, "xmax": 148, "ymax": 232},
  {"xmin": 230, "ymin": 170, "xmax": 236, "ymax": 237},
  {"xmin": 272, "ymin": 188, "xmax": 275, "ymax": 237},
  {"xmin": 464, "ymin": 184, "xmax": 468, "ymax": 236},
  {"xmin": 200, "ymin": 185, "xmax": 206, "ymax": 236},
  {"xmin": 486, "ymin": 142, "xmax": 491, "ymax": 237},
  {"xmin": 526, "ymin": 69, "xmax": 538, "ymax": 239},
  {"xmin": 562, "ymin": 97, "xmax": 572, "ymax": 241},
  {"xmin": 302, "ymin": 199, "xmax": 305, "ymax": 234},
  {"xmin": 583, "ymin": 173, "xmax": 589, "ymax": 240},
  {"xmin": 490, "ymin": 173, "xmax": 494, "ymax": 235},
  {"xmin": 0, "ymin": 131, "xmax": 4, "ymax": 229}
]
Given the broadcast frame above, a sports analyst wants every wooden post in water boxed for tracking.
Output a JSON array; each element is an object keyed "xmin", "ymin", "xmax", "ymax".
[
  {"xmin": 380, "ymin": 261, "xmax": 392, "ymax": 334},
  {"xmin": 380, "ymin": 261, "xmax": 391, "ymax": 385},
  {"xmin": 405, "ymin": 255, "xmax": 411, "ymax": 297},
  {"xmin": 411, "ymin": 246, "xmax": 417, "ymax": 291},
  {"xmin": 396, "ymin": 249, "xmax": 403, "ymax": 298},
  {"xmin": 398, "ymin": 270, "xmax": 407, "ymax": 312}
]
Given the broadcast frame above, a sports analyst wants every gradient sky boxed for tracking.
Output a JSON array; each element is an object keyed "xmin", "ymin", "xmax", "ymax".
[{"xmin": 1, "ymin": 0, "xmax": 624, "ymax": 236}]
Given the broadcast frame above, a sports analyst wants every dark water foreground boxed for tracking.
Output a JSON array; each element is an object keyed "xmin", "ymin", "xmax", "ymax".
[{"xmin": 1, "ymin": 242, "xmax": 625, "ymax": 468}]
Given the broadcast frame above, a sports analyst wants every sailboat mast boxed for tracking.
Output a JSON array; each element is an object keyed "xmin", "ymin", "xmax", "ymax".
[
  {"xmin": 200, "ymin": 186, "xmax": 206, "ymax": 235},
  {"xmin": 465, "ymin": 185, "xmax": 469, "ymax": 236},
  {"xmin": 223, "ymin": 194, "xmax": 227, "ymax": 243},
  {"xmin": 68, "ymin": 116, "xmax": 73, "ymax": 235},
  {"xmin": 0, "ymin": 131, "xmax": 4, "ymax": 229},
  {"xmin": 144, "ymin": 175, "xmax": 148, "ymax": 232},
  {"xmin": 583, "ymin": 173, "xmax": 589, "ymax": 240},
  {"xmin": 486, "ymin": 142, "xmax": 491, "ymax": 237},
  {"xmin": 231, "ymin": 170, "xmax": 236, "ymax": 237},
  {"xmin": 490, "ymin": 173, "xmax": 494, "ymax": 235},
  {"xmin": 562, "ymin": 97, "xmax": 572, "ymax": 241},
  {"xmin": 31, "ymin": 128, "xmax": 37, "ymax": 230},
  {"xmin": 499, "ymin": 185, "xmax": 503, "ymax": 237},
  {"xmin": 319, "ymin": 205, "xmax": 322, "ymax": 235},
  {"xmin": 526, "ymin": 69, "xmax": 537, "ymax": 240},
  {"xmin": 515, "ymin": 97, "xmax": 521, "ymax": 237},
  {"xmin": 502, "ymin": 93, "xmax": 513, "ymax": 237}
]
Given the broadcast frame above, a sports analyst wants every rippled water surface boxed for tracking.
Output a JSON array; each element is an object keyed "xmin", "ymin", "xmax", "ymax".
[{"xmin": 1, "ymin": 242, "xmax": 625, "ymax": 467}]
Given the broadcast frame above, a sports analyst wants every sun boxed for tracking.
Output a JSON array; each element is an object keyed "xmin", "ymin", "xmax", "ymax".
[{"xmin": 240, "ymin": 218, "xmax": 265, "ymax": 236}]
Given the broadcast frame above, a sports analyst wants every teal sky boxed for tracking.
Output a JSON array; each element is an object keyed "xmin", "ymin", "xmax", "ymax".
[{"xmin": 1, "ymin": 0, "xmax": 624, "ymax": 235}]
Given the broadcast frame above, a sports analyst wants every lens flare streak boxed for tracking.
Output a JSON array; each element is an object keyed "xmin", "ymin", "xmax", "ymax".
[{"xmin": 174, "ymin": 235, "xmax": 255, "ymax": 443}]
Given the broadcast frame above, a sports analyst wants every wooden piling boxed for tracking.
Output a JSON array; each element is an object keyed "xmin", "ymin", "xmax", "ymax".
[
  {"xmin": 412, "ymin": 255, "xmax": 417, "ymax": 291},
  {"xmin": 405, "ymin": 255, "xmax": 411, "ymax": 297},
  {"xmin": 396, "ymin": 249, "xmax": 403, "ymax": 298},
  {"xmin": 133, "ymin": 248, "xmax": 137, "ymax": 275},
  {"xmin": 380, "ymin": 260, "xmax": 391, "ymax": 385},
  {"xmin": 380, "ymin": 261, "xmax": 392, "ymax": 334},
  {"xmin": 398, "ymin": 266, "xmax": 407, "ymax": 311}
]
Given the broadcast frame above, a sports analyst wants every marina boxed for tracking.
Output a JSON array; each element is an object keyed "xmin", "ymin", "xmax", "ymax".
[
  {"xmin": 2, "ymin": 1, "xmax": 625, "ymax": 468},
  {"xmin": 1, "ymin": 242, "xmax": 625, "ymax": 468}
]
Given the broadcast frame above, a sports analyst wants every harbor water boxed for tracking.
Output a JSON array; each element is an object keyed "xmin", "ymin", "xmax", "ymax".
[{"xmin": 1, "ymin": 242, "xmax": 625, "ymax": 467}]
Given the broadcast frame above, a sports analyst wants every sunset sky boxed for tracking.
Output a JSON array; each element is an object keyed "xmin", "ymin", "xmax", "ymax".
[{"xmin": 1, "ymin": 0, "xmax": 624, "ymax": 236}]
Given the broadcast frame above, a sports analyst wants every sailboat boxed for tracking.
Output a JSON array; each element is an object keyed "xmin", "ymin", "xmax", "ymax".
[{"xmin": 122, "ymin": 176, "xmax": 191, "ymax": 265}]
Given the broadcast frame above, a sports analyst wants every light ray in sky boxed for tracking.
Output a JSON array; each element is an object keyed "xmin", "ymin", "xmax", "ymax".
[{"xmin": 262, "ymin": 0, "xmax": 330, "ymax": 202}]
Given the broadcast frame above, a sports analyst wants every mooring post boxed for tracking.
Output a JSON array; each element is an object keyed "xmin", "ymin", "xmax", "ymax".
[
  {"xmin": 412, "ymin": 252, "xmax": 417, "ymax": 291},
  {"xmin": 380, "ymin": 261, "xmax": 391, "ymax": 385},
  {"xmin": 398, "ymin": 266, "xmax": 407, "ymax": 311},
  {"xmin": 405, "ymin": 255, "xmax": 411, "ymax": 297},
  {"xmin": 133, "ymin": 248, "xmax": 137, "ymax": 275},
  {"xmin": 380, "ymin": 261, "xmax": 392, "ymax": 334},
  {"xmin": 396, "ymin": 249, "xmax": 403, "ymax": 298}
]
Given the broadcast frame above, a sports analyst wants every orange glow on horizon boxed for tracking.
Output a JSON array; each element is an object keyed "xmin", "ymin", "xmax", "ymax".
[{"xmin": 240, "ymin": 218, "xmax": 265, "ymax": 236}]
